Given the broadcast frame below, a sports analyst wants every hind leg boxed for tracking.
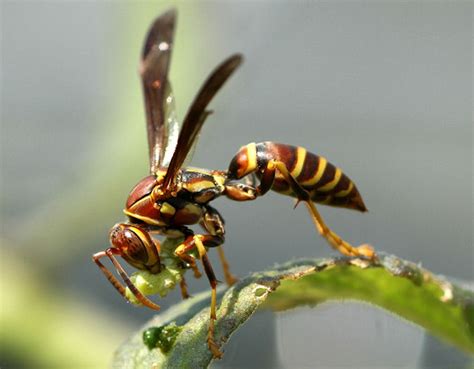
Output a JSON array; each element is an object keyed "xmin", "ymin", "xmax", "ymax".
[{"xmin": 257, "ymin": 160, "xmax": 376, "ymax": 260}]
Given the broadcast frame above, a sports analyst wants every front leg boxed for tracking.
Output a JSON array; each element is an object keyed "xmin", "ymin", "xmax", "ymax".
[{"xmin": 92, "ymin": 247, "xmax": 161, "ymax": 311}]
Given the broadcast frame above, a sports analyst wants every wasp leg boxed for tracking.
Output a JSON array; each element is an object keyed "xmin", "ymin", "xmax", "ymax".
[
  {"xmin": 216, "ymin": 247, "xmax": 237, "ymax": 286},
  {"xmin": 174, "ymin": 234, "xmax": 224, "ymax": 358},
  {"xmin": 202, "ymin": 253, "xmax": 222, "ymax": 359},
  {"xmin": 177, "ymin": 253, "xmax": 202, "ymax": 279},
  {"xmin": 258, "ymin": 160, "xmax": 376, "ymax": 260},
  {"xmin": 224, "ymin": 181, "xmax": 257, "ymax": 201},
  {"xmin": 179, "ymin": 277, "xmax": 190, "ymax": 299},
  {"xmin": 92, "ymin": 249, "xmax": 161, "ymax": 310},
  {"xmin": 93, "ymin": 251, "xmax": 126, "ymax": 296},
  {"xmin": 201, "ymin": 206, "xmax": 238, "ymax": 286},
  {"xmin": 174, "ymin": 240, "xmax": 202, "ymax": 279},
  {"xmin": 161, "ymin": 227, "xmax": 201, "ymax": 279}
]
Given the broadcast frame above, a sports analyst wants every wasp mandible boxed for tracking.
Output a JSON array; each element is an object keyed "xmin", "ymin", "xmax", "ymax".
[{"xmin": 93, "ymin": 9, "xmax": 376, "ymax": 359}]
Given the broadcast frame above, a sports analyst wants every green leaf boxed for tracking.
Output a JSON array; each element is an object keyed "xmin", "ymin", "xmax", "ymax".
[{"xmin": 112, "ymin": 254, "xmax": 474, "ymax": 369}]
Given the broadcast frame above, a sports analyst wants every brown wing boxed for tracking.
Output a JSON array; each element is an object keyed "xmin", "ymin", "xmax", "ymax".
[
  {"xmin": 140, "ymin": 9, "xmax": 177, "ymax": 174},
  {"xmin": 162, "ymin": 54, "xmax": 243, "ymax": 191}
]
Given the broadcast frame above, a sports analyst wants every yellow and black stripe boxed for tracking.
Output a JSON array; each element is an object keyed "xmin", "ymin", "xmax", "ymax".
[
  {"xmin": 230, "ymin": 142, "xmax": 367, "ymax": 212},
  {"xmin": 227, "ymin": 142, "xmax": 258, "ymax": 179},
  {"xmin": 272, "ymin": 142, "xmax": 366, "ymax": 211}
]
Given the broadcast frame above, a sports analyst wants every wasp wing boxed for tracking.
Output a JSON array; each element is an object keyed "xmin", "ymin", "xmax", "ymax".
[
  {"xmin": 161, "ymin": 84, "xmax": 180, "ymax": 167},
  {"xmin": 162, "ymin": 54, "xmax": 243, "ymax": 191},
  {"xmin": 140, "ymin": 9, "xmax": 178, "ymax": 174}
]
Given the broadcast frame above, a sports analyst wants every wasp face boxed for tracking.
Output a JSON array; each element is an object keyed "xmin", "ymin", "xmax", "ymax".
[{"xmin": 109, "ymin": 223, "xmax": 161, "ymax": 273}]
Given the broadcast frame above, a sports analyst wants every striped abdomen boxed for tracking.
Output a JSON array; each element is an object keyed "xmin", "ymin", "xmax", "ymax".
[{"xmin": 228, "ymin": 142, "xmax": 367, "ymax": 212}]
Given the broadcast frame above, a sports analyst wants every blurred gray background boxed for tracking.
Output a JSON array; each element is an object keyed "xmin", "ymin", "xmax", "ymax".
[{"xmin": 1, "ymin": 1, "xmax": 472, "ymax": 368}]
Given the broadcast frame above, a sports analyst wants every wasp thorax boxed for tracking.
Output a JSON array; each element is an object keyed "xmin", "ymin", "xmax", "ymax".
[{"xmin": 126, "ymin": 175, "xmax": 157, "ymax": 209}]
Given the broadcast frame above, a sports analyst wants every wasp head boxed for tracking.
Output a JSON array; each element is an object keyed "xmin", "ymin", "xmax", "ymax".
[{"xmin": 109, "ymin": 223, "xmax": 161, "ymax": 273}]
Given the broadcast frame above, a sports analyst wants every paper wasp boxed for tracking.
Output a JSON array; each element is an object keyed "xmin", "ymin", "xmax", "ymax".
[{"xmin": 93, "ymin": 9, "xmax": 376, "ymax": 358}]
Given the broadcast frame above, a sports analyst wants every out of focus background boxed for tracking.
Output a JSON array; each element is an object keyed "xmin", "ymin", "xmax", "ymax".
[{"xmin": 1, "ymin": 1, "xmax": 472, "ymax": 368}]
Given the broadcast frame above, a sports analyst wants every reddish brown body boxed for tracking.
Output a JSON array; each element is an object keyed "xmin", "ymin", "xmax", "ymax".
[{"xmin": 93, "ymin": 9, "xmax": 376, "ymax": 360}]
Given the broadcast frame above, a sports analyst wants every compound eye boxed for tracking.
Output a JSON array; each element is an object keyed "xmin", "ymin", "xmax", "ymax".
[
  {"xmin": 108, "ymin": 224, "xmax": 161, "ymax": 272},
  {"xmin": 109, "ymin": 224, "xmax": 127, "ymax": 248},
  {"xmin": 109, "ymin": 224, "xmax": 148, "ymax": 263},
  {"xmin": 122, "ymin": 228, "xmax": 148, "ymax": 262}
]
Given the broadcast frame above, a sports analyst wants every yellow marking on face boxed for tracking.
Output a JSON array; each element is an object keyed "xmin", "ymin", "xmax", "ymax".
[
  {"xmin": 123, "ymin": 209, "xmax": 164, "ymax": 225},
  {"xmin": 194, "ymin": 235, "xmax": 206, "ymax": 259},
  {"xmin": 335, "ymin": 181, "xmax": 354, "ymax": 197},
  {"xmin": 246, "ymin": 142, "xmax": 257, "ymax": 173},
  {"xmin": 160, "ymin": 202, "xmax": 176, "ymax": 216},
  {"xmin": 291, "ymin": 147, "xmax": 307, "ymax": 177},
  {"xmin": 301, "ymin": 157, "xmax": 327, "ymax": 186},
  {"xmin": 318, "ymin": 167, "xmax": 342, "ymax": 192}
]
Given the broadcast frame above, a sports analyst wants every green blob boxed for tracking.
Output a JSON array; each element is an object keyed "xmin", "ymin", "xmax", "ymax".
[
  {"xmin": 142, "ymin": 327, "xmax": 161, "ymax": 350},
  {"xmin": 142, "ymin": 323, "xmax": 183, "ymax": 353},
  {"xmin": 124, "ymin": 237, "xmax": 188, "ymax": 305},
  {"xmin": 254, "ymin": 287, "xmax": 268, "ymax": 297}
]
